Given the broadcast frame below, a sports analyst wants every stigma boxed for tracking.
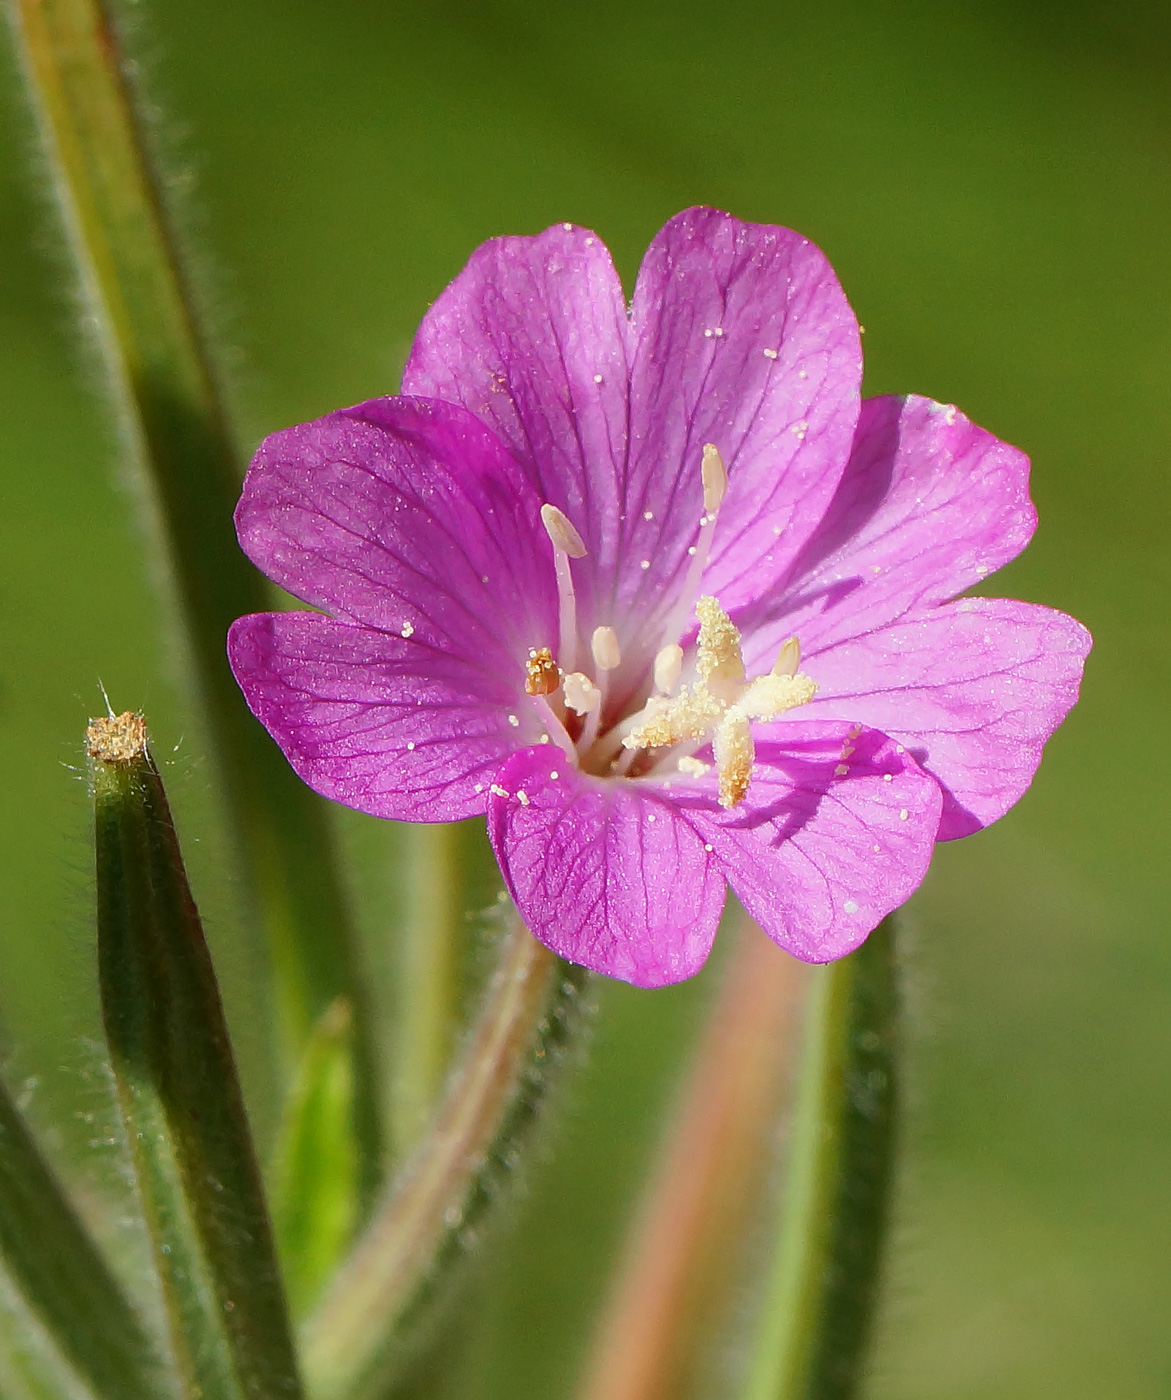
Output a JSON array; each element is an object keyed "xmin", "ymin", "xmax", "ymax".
[{"xmin": 623, "ymin": 595, "xmax": 817, "ymax": 808}]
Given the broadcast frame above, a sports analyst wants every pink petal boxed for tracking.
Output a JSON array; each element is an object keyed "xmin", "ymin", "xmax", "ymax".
[
  {"xmin": 801, "ymin": 598, "xmax": 1092, "ymax": 838},
  {"xmin": 624, "ymin": 208, "xmax": 864, "ymax": 632},
  {"xmin": 402, "ymin": 223, "xmax": 633, "ymax": 642},
  {"xmin": 487, "ymin": 746, "xmax": 726, "ymax": 987},
  {"xmin": 401, "ymin": 211, "xmax": 862, "ymax": 695},
  {"xmin": 670, "ymin": 724, "xmax": 941, "ymax": 962},
  {"xmin": 229, "ymin": 612, "xmax": 539, "ymax": 822},
  {"xmin": 743, "ymin": 394, "xmax": 1037, "ymax": 662},
  {"xmin": 236, "ymin": 396, "xmax": 557, "ymax": 672}
]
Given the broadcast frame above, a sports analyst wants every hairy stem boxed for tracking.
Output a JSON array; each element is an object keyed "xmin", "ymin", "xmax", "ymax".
[
  {"xmin": 7, "ymin": 0, "xmax": 378, "ymax": 1166},
  {"xmin": 391, "ymin": 824, "xmax": 462, "ymax": 1155},
  {"xmin": 577, "ymin": 916, "xmax": 809, "ymax": 1400},
  {"xmin": 302, "ymin": 914, "xmax": 588, "ymax": 1400},
  {"xmin": 742, "ymin": 918, "xmax": 899, "ymax": 1400}
]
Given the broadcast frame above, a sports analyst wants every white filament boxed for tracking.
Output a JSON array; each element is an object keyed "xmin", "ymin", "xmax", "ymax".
[{"xmin": 541, "ymin": 503, "xmax": 586, "ymax": 672}]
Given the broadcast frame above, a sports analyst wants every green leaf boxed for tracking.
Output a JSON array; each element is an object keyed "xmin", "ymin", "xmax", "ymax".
[
  {"xmin": 0, "ymin": 1073, "xmax": 165, "ymax": 1400},
  {"xmin": 0, "ymin": 1264, "xmax": 86, "ymax": 1400},
  {"xmin": 301, "ymin": 915, "xmax": 589, "ymax": 1400},
  {"xmin": 270, "ymin": 999, "xmax": 360, "ymax": 1319},
  {"xmin": 7, "ymin": 0, "xmax": 381, "ymax": 1176},
  {"xmin": 89, "ymin": 711, "xmax": 303, "ymax": 1400},
  {"xmin": 742, "ymin": 918, "xmax": 899, "ymax": 1400}
]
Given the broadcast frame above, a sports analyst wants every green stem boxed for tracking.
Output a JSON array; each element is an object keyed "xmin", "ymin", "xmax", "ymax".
[
  {"xmin": 742, "ymin": 919, "xmax": 899, "ymax": 1400},
  {"xmin": 0, "ymin": 1074, "xmax": 164, "ymax": 1400},
  {"xmin": 301, "ymin": 915, "xmax": 589, "ymax": 1400},
  {"xmin": 91, "ymin": 711, "xmax": 303, "ymax": 1400},
  {"xmin": 6, "ymin": 0, "xmax": 379, "ymax": 1162},
  {"xmin": 577, "ymin": 916, "xmax": 808, "ymax": 1400},
  {"xmin": 392, "ymin": 824, "xmax": 462, "ymax": 1155}
]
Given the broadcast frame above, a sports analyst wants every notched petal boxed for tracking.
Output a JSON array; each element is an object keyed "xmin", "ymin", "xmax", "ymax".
[
  {"xmin": 674, "ymin": 723, "xmax": 941, "ymax": 962},
  {"xmin": 800, "ymin": 598, "xmax": 1092, "ymax": 838},
  {"xmin": 487, "ymin": 747, "xmax": 725, "ymax": 987},
  {"xmin": 229, "ymin": 612, "xmax": 530, "ymax": 823}
]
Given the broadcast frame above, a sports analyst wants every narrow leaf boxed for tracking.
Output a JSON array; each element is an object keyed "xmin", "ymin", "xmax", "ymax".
[
  {"xmin": 270, "ymin": 999, "xmax": 360, "ymax": 1319},
  {"xmin": 0, "ymin": 1262, "xmax": 90, "ymax": 1400},
  {"xmin": 0, "ymin": 1073, "xmax": 164, "ymax": 1400},
  {"xmin": 742, "ymin": 918, "xmax": 899, "ymax": 1400},
  {"xmin": 302, "ymin": 914, "xmax": 590, "ymax": 1400},
  {"xmin": 89, "ymin": 711, "xmax": 303, "ymax": 1400},
  {"xmin": 7, "ymin": 0, "xmax": 380, "ymax": 1170}
]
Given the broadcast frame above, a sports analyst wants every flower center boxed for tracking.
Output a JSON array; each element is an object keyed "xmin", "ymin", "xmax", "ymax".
[
  {"xmin": 527, "ymin": 447, "xmax": 818, "ymax": 807},
  {"xmin": 620, "ymin": 595, "xmax": 816, "ymax": 807}
]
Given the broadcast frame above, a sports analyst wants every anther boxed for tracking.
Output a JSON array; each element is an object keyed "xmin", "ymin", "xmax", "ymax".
[
  {"xmin": 772, "ymin": 636, "xmax": 801, "ymax": 678},
  {"xmin": 701, "ymin": 443, "xmax": 728, "ymax": 514},
  {"xmin": 525, "ymin": 646, "xmax": 561, "ymax": 696},
  {"xmin": 540, "ymin": 504, "xmax": 587, "ymax": 558},
  {"xmin": 562, "ymin": 672, "xmax": 601, "ymax": 716},
  {"xmin": 658, "ymin": 445, "xmax": 730, "ymax": 652},
  {"xmin": 653, "ymin": 643, "xmax": 684, "ymax": 696},
  {"xmin": 695, "ymin": 595, "xmax": 746, "ymax": 687},
  {"xmin": 620, "ymin": 596, "xmax": 817, "ymax": 808},
  {"xmin": 590, "ymin": 626, "xmax": 621, "ymax": 672},
  {"xmin": 713, "ymin": 715, "xmax": 753, "ymax": 809},
  {"xmin": 541, "ymin": 502, "xmax": 586, "ymax": 671}
]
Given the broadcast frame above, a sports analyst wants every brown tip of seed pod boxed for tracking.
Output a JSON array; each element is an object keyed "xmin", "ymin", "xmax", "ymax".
[{"xmin": 86, "ymin": 711, "xmax": 147, "ymax": 764}]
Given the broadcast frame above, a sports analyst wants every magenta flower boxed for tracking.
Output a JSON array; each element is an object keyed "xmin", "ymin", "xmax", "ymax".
[{"xmin": 228, "ymin": 208, "xmax": 1090, "ymax": 988}]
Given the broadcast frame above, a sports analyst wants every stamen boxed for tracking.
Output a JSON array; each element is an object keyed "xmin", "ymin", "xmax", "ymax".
[
  {"xmin": 563, "ymin": 671, "xmax": 603, "ymax": 756},
  {"xmin": 541, "ymin": 503, "xmax": 586, "ymax": 672},
  {"xmin": 531, "ymin": 694, "xmax": 578, "ymax": 762},
  {"xmin": 540, "ymin": 503, "xmax": 587, "ymax": 557},
  {"xmin": 658, "ymin": 445, "xmax": 729, "ymax": 651},
  {"xmin": 732, "ymin": 670, "xmax": 818, "ymax": 722},
  {"xmin": 653, "ymin": 643, "xmax": 684, "ymax": 696},
  {"xmin": 619, "ymin": 593, "xmax": 817, "ymax": 809},
  {"xmin": 701, "ymin": 443, "xmax": 728, "ymax": 513},
  {"xmin": 772, "ymin": 636, "xmax": 801, "ymax": 678},
  {"xmin": 614, "ymin": 744, "xmax": 640, "ymax": 777},
  {"xmin": 562, "ymin": 672, "xmax": 601, "ymax": 716},
  {"xmin": 713, "ymin": 714, "xmax": 753, "ymax": 808},
  {"xmin": 623, "ymin": 686, "xmax": 722, "ymax": 750},
  {"xmin": 590, "ymin": 626, "xmax": 621, "ymax": 672},
  {"xmin": 525, "ymin": 646, "xmax": 561, "ymax": 696},
  {"xmin": 695, "ymin": 595, "xmax": 746, "ymax": 688}
]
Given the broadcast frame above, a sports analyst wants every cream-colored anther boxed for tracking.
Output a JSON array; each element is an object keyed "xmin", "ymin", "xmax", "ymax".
[
  {"xmin": 590, "ymin": 626, "xmax": 621, "ymax": 672},
  {"xmin": 540, "ymin": 503, "xmax": 587, "ymax": 558},
  {"xmin": 713, "ymin": 715, "xmax": 753, "ymax": 808},
  {"xmin": 772, "ymin": 636, "xmax": 801, "ymax": 678},
  {"xmin": 623, "ymin": 687, "xmax": 721, "ymax": 750},
  {"xmin": 701, "ymin": 443, "xmax": 728, "ymax": 514},
  {"xmin": 653, "ymin": 643, "xmax": 684, "ymax": 696},
  {"xmin": 562, "ymin": 671, "xmax": 601, "ymax": 715},
  {"xmin": 695, "ymin": 595, "xmax": 745, "ymax": 687},
  {"xmin": 730, "ymin": 671, "xmax": 818, "ymax": 724},
  {"xmin": 623, "ymin": 595, "xmax": 818, "ymax": 809}
]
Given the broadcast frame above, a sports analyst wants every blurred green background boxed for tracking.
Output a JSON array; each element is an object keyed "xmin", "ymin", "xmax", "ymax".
[{"xmin": 1, "ymin": 0, "xmax": 1169, "ymax": 1396}]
